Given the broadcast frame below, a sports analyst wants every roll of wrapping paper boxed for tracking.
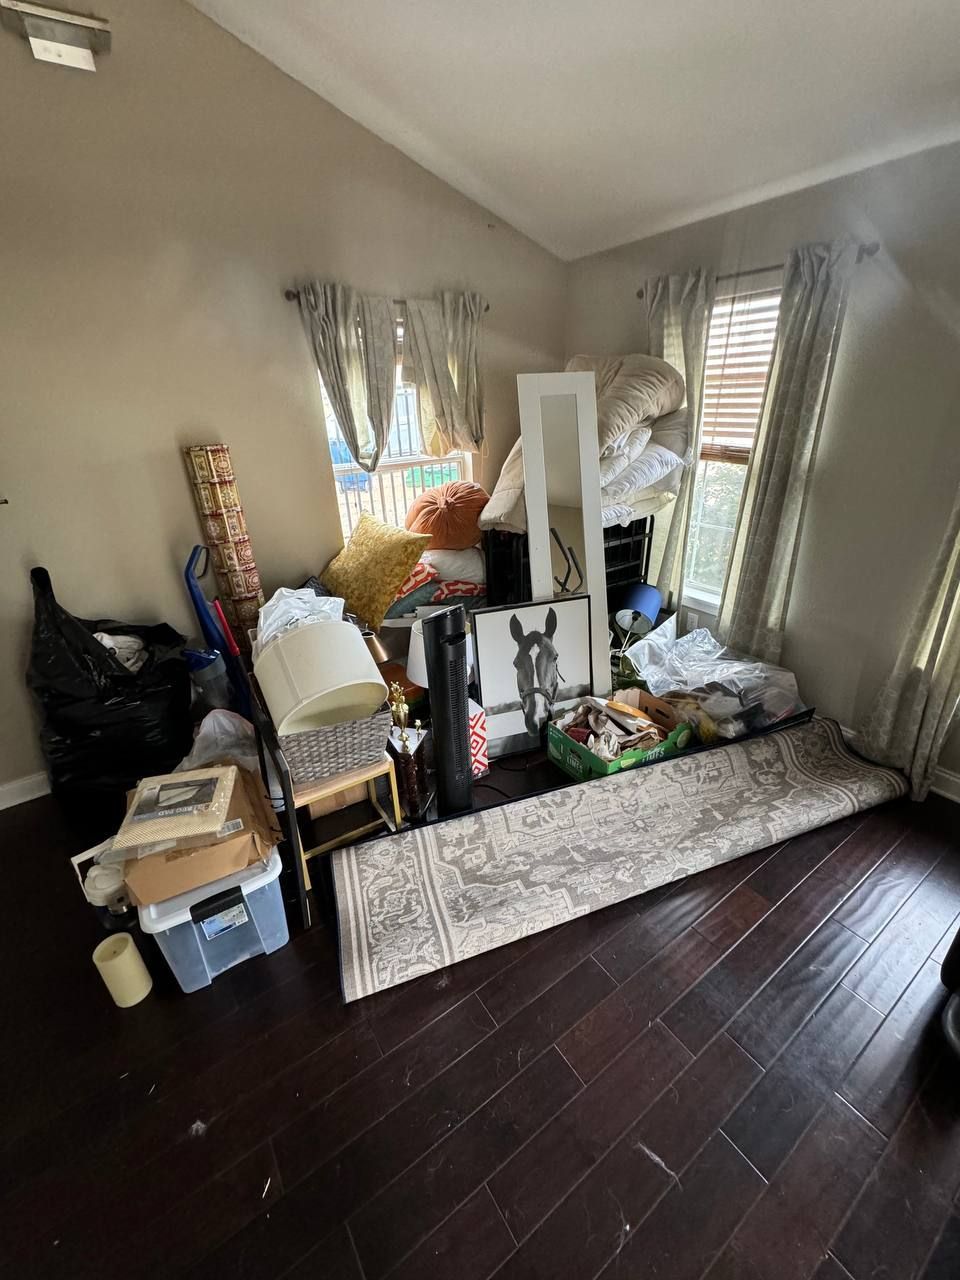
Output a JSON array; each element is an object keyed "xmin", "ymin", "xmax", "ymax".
[
  {"xmin": 92, "ymin": 932, "xmax": 153, "ymax": 1008},
  {"xmin": 183, "ymin": 444, "xmax": 264, "ymax": 650}
]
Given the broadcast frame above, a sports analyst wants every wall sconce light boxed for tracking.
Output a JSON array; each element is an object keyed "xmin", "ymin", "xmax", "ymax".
[{"xmin": 1, "ymin": 0, "xmax": 110, "ymax": 71}]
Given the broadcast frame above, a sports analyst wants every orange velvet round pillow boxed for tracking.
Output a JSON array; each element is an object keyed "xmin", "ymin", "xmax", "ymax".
[{"xmin": 405, "ymin": 480, "xmax": 490, "ymax": 550}]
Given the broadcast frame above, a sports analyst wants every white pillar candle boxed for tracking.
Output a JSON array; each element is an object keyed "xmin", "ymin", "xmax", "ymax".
[{"xmin": 92, "ymin": 932, "xmax": 153, "ymax": 1008}]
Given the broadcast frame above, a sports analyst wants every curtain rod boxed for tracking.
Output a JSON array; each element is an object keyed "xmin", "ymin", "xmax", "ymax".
[
  {"xmin": 283, "ymin": 287, "xmax": 490, "ymax": 313},
  {"xmin": 635, "ymin": 241, "xmax": 879, "ymax": 300}
]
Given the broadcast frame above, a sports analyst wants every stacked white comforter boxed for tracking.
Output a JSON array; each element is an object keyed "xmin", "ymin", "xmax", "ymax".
[{"xmin": 478, "ymin": 353, "xmax": 690, "ymax": 533}]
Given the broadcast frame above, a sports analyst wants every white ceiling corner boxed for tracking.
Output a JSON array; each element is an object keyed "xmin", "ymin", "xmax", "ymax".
[{"xmin": 189, "ymin": 0, "xmax": 960, "ymax": 261}]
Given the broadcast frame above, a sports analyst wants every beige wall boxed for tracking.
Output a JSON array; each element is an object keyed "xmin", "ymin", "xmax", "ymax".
[
  {"xmin": 567, "ymin": 144, "xmax": 960, "ymax": 775},
  {"xmin": 0, "ymin": 1, "xmax": 567, "ymax": 785}
]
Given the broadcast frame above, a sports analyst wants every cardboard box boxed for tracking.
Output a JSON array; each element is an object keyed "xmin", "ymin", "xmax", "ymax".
[
  {"xmin": 608, "ymin": 689, "xmax": 684, "ymax": 733},
  {"xmin": 123, "ymin": 768, "xmax": 281, "ymax": 906},
  {"xmin": 546, "ymin": 718, "xmax": 693, "ymax": 783}
]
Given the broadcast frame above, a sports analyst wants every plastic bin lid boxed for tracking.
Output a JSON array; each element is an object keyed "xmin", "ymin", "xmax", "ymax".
[{"xmin": 137, "ymin": 848, "xmax": 281, "ymax": 934}]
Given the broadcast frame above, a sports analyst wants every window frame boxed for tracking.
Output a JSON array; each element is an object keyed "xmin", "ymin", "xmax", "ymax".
[{"xmin": 319, "ymin": 324, "xmax": 472, "ymax": 539}]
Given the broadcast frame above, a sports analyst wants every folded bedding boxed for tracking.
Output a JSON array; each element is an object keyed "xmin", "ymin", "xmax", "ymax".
[{"xmin": 479, "ymin": 352, "xmax": 690, "ymax": 534}]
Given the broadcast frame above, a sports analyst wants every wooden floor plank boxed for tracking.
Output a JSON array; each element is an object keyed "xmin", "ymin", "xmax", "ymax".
[
  {"xmin": 384, "ymin": 1188, "xmax": 516, "ymax": 1280},
  {"xmin": 204, "ymin": 962, "xmax": 613, "ymax": 1279},
  {"xmin": 349, "ymin": 1049, "xmax": 580, "ymax": 1279},
  {"xmin": 488, "ymin": 1127, "xmax": 672, "ymax": 1280},
  {"xmin": 832, "ymin": 830, "xmax": 941, "ymax": 941},
  {"xmin": 833, "ymin": 1059, "xmax": 960, "ymax": 1280},
  {"xmin": 558, "ymin": 928, "xmax": 720, "ymax": 1082},
  {"xmin": 488, "ymin": 1021, "xmax": 690, "ymax": 1240},
  {"xmin": 2, "ymin": 788, "xmax": 957, "ymax": 1280},
  {"xmin": 663, "ymin": 867, "xmax": 855, "ymax": 1056},
  {"xmin": 477, "ymin": 899, "xmax": 636, "ymax": 1025},
  {"xmin": 727, "ymin": 919, "xmax": 867, "ymax": 1067},
  {"xmin": 591, "ymin": 848, "xmax": 776, "ymax": 984},
  {"xmin": 707, "ymin": 1098, "xmax": 885, "ymax": 1280},
  {"xmin": 272, "ymin": 994, "xmax": 495, "ymax": 1186},
  {"xmin": 629, "ymin": 1032, "xmax": 763, "ymax": 1177},
  {"xmin": 838, "ymin": 957, "xmax": 946, "ymax": 1136},
  {"xmin": 842, "ymin": 859, "xmax": 960, "ymax": 1014},
  {"xmin": 722, "ymin": 983, "xmax": 882, "ymax": 1180},
  {"xmin": 920, "ymin": 1214, "xmax": 960, "ymax": 1280},
  {"xmin": 594, "ymin": 1132, "xmax": 764, "ymax": 1280}
]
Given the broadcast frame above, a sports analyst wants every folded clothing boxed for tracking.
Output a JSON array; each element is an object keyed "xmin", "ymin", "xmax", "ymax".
[{"xmin": 94, "ymin": 631, "xmax": 147, "ymax": 674}]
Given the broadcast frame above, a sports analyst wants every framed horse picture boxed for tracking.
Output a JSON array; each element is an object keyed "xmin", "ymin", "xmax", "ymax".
[{"xmin": 471, "ymin": 594, "xmax": 592, "ymax": 757}]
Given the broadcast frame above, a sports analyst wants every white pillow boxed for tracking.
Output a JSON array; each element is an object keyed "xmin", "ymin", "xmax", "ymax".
[
  {"xmin": 602, "ymin": 443, "xmax": 683, "ymax": 503},
  {"xmin": 421, "ymin": 546, "xmax": 486, "ymax": 584}
]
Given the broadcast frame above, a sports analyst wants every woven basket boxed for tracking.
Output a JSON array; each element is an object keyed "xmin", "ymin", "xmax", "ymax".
[{"xmin": 279, "ymin": 705, "xmax": 392, "ymax": 786}]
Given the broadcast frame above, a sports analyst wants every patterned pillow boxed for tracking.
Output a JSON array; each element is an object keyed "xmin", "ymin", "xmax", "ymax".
[
  {"xmin": 396, "ymin": 561, "xmax": 440, "ymax": 599},
  {"xmin": 433, "ymin": 579, "xmax": 486, "ymax": 602},
  {"xmin": 322, "ymin": 513, "xmax": 431, "ymax": 629}
]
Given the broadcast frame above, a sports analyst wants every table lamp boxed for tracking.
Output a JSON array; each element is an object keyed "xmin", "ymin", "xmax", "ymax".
[{"xmin": 406, "ymin": 617, "xmax": 475, "ymax": 688}]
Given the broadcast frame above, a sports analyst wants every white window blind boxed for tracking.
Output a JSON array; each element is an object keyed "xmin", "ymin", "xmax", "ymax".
[{"xmin": 700, "ymin": 287, "xmax": 780, "ymax": 464}]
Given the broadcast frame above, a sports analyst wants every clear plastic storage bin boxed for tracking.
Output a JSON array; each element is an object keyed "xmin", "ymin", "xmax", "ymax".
[{"xmin": 138, "ymin": 849, "xmax": 288, "ymax": 992}]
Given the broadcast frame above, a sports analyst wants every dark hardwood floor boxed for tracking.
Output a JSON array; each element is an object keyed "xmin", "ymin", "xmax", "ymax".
[{"xmin": 2, "ymin": 786, "xmax": 960, "ymax": 1279}]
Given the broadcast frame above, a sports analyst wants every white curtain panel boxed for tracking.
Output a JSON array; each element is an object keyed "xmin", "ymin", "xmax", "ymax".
[
  {"xmin": 442, "ymin": 290, "xmax": 486, "ymax": 450},
  {"xmin": 357, "ymin": 293, "xmax": 400, "ymax": 470},
  {"xmin": 298, "ymin": 283, "xmax": 396, "ymax": 472},
  {"xmin": 718, "ymin": 240, "xmax": 856, "ymax": 662},
  {"xmin": 643, "ymin": 269, "xmax": 715, "ymax": 610},
  {"xmin": 406, "ymin": 295, "xmax": 486, "ymax": 457},
  {"xmin": 855, "ymin": 484, "xmax": 960, "ymax": 799}
]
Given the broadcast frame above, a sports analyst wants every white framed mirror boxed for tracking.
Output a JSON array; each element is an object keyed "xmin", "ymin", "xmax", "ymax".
[{"xmin": 516, "ymin": 371, "xmax": 611, "ymax": 698}]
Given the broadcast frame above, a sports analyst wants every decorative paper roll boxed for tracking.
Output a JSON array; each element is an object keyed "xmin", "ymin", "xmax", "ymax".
[
  {"xmin": 92, "ymin": 932, "xmax": 153, "ymax": 1008},
  {"xmin": 183, "ymin": 444, "xmax": 265, "ymax": 652}
]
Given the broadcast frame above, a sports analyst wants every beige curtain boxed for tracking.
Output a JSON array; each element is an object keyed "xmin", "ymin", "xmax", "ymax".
[
  {"xmin": 855, "ymin": 485, "xmax": 960, "ymax": 799},
  {"xmin": 643, "ymin": 270, "xmax": 715, "ymax": 609},
  {"xmin": 442, "ymin": 290, "xmax": 486, "ymax": 449},
  {"xmin": 298, "ymin": 283, "xmax": 396, "ymax": 472},
  {"xmin": 406, "ymin": 293, "xmax": 487, "ymax": 456},
  {"xmin": 718, "ymin": 240, "xmax": 856, "ymax": 661}
]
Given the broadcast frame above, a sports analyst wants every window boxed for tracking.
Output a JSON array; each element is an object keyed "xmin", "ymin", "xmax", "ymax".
[
  {"xmin": 321, "ymin": 322, "xmax": 471, "ymax": 539},
  {"xmin": 685, "ymin": 285, "xmax": 781, "ymax": 601}
]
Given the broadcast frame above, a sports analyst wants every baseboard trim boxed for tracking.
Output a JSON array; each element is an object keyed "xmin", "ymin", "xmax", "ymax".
[
  {"xmin": 932, "ymin": 767, "xmax": 960, "ymax": 804},
  {"xmin": 0, "ymin": 771, "xmax": 50, "ymax": 811}
]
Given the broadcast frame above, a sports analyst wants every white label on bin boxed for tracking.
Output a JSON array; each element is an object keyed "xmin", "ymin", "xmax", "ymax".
[{"xmin": 201, "ymin": 902, "xmax": 249, "ymax": 940}]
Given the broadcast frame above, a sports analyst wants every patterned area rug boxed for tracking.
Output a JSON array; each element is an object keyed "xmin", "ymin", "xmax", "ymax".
[{"xmin": 331, "ymin": 718, "xmax": 906, "ymax": 1002}]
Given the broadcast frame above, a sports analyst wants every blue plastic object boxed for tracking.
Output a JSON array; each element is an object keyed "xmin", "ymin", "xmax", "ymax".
[
  {"xmin": 183, "ymin": 547, "xmax": 251, "ymax": 718},
  {"xmin": 183, "ymin": 647, "xmax": 221, "ymax": 672}
]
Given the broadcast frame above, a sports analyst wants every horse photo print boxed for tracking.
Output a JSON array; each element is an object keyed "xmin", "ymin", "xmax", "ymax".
[{"xmin": 472, "ymin": 594, "xmax": 592, "ymax": 756}]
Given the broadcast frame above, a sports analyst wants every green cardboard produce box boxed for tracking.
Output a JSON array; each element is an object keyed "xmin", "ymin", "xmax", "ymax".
[{"xmin": 546, "ymin": 718, "xmax": 694, "ymax": 782}]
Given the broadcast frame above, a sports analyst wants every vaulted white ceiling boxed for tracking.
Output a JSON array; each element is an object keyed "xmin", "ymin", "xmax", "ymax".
[{"xmin": 190, "ymin": 0, "xmax": 960, "ymax": 260}]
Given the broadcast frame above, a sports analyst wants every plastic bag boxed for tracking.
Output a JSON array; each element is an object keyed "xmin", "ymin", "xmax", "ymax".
[
  {"xmin": 252, "ymin": 587, "xmax": 344, "ymax": 662},
  {"xmin": 176, "ymin": 709, "xmax": 260, "ymax": 774},
  {"xmin": 624, "ymin": 613, "xmax": 803, "ymax": 736},
  {"xmin": 26, "ymin": 567, "xmax": 193, "ymax": 840},
  {"xmin": 176, "ymin": 709, "xmax": 283, "ymax": 809}
]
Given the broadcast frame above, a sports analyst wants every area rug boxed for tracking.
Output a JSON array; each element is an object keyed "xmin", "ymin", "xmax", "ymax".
[{"xmin": 331, "ymin": 718, "xmax": 906, "ymax": 1002}]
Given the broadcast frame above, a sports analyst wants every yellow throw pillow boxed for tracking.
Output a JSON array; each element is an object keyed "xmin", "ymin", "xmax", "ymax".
[{"xmin": 322, "ymin": 513, "xmax": 431, "ymax": 629}]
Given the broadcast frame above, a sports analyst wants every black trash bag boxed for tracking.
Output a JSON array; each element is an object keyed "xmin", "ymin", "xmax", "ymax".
[{"xmin": 26, "ymin": 567, "xmax": 193, "ymax": 841}]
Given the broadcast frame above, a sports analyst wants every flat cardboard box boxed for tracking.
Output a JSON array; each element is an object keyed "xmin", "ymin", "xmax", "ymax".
[
  {"xmin": 609, "ymin": 689, "xmax": 684, "ymax": 732},
  {"xmin": 123, "ymin": 768, "xmax": 281, "ymax": 906}
]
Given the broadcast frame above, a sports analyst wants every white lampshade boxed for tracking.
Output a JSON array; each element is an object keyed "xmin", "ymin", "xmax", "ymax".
[
  {"xmin": 254, "ymin": 620, "xmax": 387, "ymax": 734},
  {"xmin": 406, "ymin": 619, "xmax": 474, "ymax": 689}
]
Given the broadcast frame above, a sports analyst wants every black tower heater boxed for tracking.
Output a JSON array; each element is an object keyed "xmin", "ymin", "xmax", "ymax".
[{"xmin": 422, "ymin": 605, "xmax": 474, "ymax": 816}]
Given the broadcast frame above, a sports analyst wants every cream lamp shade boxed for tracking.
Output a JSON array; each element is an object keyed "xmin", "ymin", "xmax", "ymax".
[
  {"xmin": 406, "ymin": 619, "xmax": 475, "ymax": 689},
  {"xmin": 254, "ymin": 620, "xmax": 388, "ymax": 734}
]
